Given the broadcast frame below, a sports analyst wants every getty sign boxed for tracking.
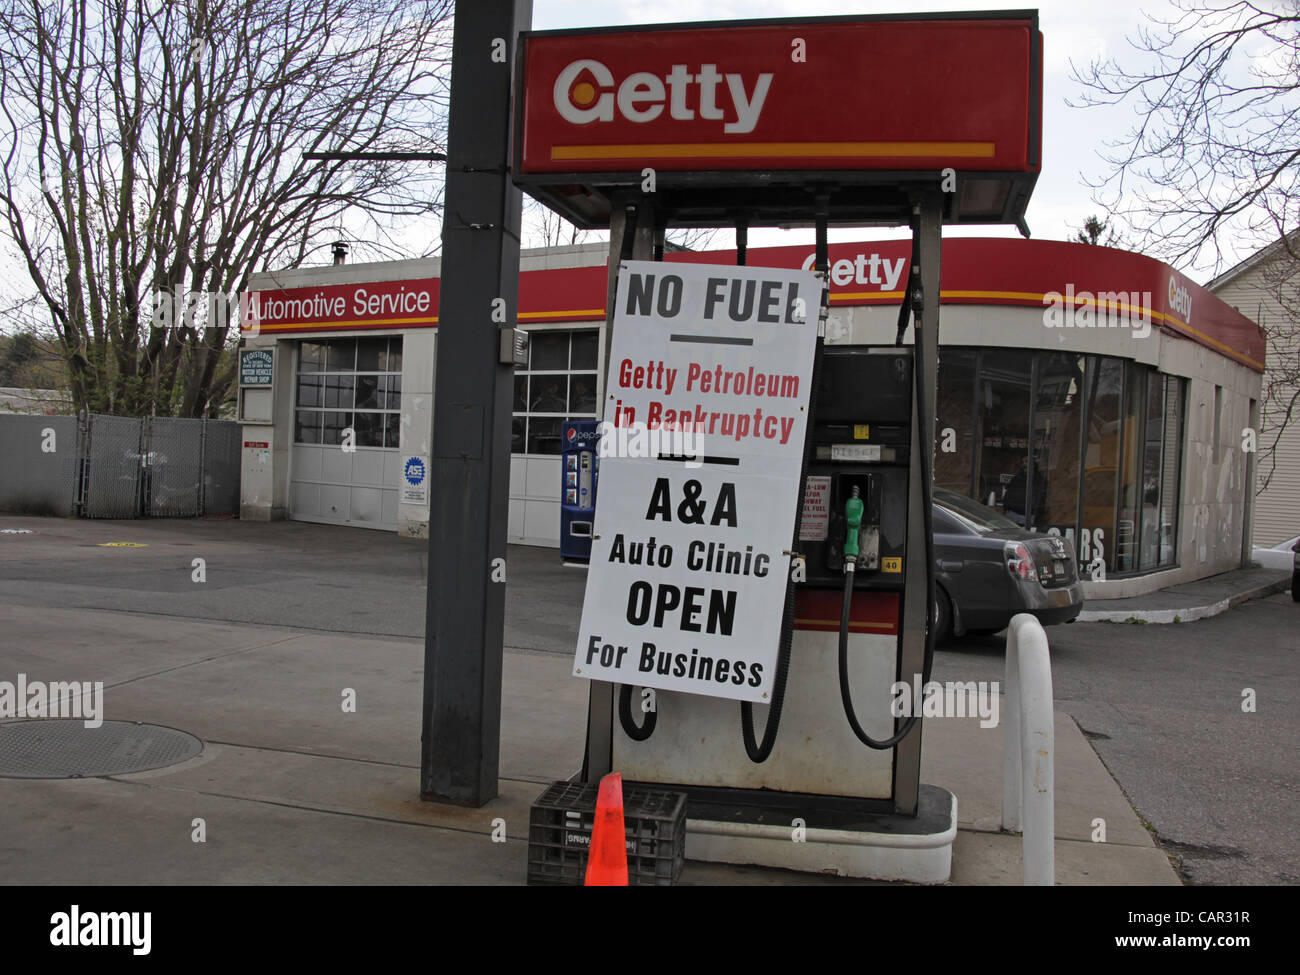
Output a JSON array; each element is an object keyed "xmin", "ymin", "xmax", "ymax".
[
  {"xmin": 517, "ymin": 16, "xmax": 1040, "ymax": 178},
  {"xmin": 573, "ymin": 262, "xmax": 819, "ymax": 703}
]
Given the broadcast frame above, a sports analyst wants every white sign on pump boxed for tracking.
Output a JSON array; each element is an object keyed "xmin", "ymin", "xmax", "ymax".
[{"xmin": 573, "ymin": 260, "xmax": 820, "ymax": 702}]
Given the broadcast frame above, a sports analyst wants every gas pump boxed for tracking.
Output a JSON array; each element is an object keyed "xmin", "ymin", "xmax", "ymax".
[
  {"xmin": 797, "ymin": 345, "xmax": 933, "ymax": 752},
  {"xmin": 572, "ymin": 199, "xmax": 945, "ymax": 855},
  {"xmin": 601, "ymin": 343, "xmax": 930, "ymax": 779},
  {"xmin": 580, "ymin": 215, "xmax": 949, "ymax": 877},
  {"xmin": 512, "ymin": 10, "xmax": 1041, "ymax": 880}
]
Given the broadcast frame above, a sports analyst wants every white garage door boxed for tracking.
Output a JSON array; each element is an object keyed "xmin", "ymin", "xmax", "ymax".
[{"xmin": 289, "ymin": 336, "xmax": 403, "ymax": 530}]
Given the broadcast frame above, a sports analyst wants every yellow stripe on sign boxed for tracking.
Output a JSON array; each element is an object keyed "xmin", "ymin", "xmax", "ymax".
[
  {"xmin": 552, "ymin": 141, "xmax": 997, "ymax": 161},
  {"xmin": 518, "ymin": 309, "xmax": 606, "ymax": 320},
  {"xmin": 795, "ymin": 618, "xmax": 895, "ymax": 630},
  {"xmin": 246, "ymin": 316, "xmax": 438, "ymax": 333}
]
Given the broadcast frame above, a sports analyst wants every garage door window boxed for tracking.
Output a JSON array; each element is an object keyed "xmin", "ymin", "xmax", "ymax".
[
  {"xmin": 295, "ymin": 337, "xmax": 402, "ymax": 447},
  {"xmin": 511, "ymin": 329, "xmax": 599, "ymax": 455}
]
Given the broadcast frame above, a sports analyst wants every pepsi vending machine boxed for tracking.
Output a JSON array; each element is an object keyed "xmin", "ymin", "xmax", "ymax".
[{"xmin": 560, "ymin": 420, "xmax": 600, "ymax": 564}]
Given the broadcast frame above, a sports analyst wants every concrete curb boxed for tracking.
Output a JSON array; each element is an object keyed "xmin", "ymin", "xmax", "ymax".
[{"xmin": 1077, "ymin": 576, "xmax": 1290, "ymax": 624}]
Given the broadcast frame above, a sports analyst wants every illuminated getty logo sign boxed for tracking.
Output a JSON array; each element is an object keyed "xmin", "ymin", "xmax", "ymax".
[
  {"xmin": 573, "ymin": 261, "xmax": 819, "ymax": 704},
  {"xmin": 553, "ymin": 60, "xmax": 772, "ymax": 134},
  {"xmin": 518, "ymin": 16, "xmax": 1040, "ymax": 176}
]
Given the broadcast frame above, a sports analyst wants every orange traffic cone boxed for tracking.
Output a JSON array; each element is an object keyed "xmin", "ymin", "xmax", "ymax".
[{"xmin": 584, "ymin": 772, "xmax": 629, "ymax": 886}]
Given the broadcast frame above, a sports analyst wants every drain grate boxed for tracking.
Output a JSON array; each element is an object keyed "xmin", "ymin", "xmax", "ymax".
[{"xmin": 0, "ymin": 719, "xmax": 203, "ymax": 778}]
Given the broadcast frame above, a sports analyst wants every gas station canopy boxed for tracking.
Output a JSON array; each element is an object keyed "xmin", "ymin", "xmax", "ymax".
[{"xmin": 514, "ymin": 11, "xmax": 1043, "ymax": 229}]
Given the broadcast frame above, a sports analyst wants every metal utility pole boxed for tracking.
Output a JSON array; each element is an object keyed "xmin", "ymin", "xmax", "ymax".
[
  {"xmin": 421, "ymin": 0, "xmax": 532, "ymax": 807},
  {"xmin": 893, "ymin": 190, "xmax": 942, "ymax": 815}
]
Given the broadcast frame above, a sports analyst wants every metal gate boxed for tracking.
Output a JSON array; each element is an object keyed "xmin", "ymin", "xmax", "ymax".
[
  {"xmin": 0, "ymin": 415, "xmax": 81, "ymax": 516},
  {"xmin": 201, "ymin": 420, "xmax": 241, "ymax": 515},
  {"xmin": 1, "ymin": 413, "xmax": 241, "ymax": 519},
  {"xmin": 147, "ymin": 417, "xmax": 204, "ymax": 517},
  {"xmin": 81, "ymin": 415, "xmax": 144, "ymax": 518}
]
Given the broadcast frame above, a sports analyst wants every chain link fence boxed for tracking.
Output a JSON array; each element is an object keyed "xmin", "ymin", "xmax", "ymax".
[
  {"xmin": 0, "ymin": 415, "xmax": 80, "ymax": 516},
  {"xmin": 82, "ymin": 414, "xmax": 144, "ymax": 518},
  {"xmin": 146, "ymin": 417, "xmax": 204, "ymax": 518},
  {"xmin": 0, "ymin": 413, "xmax": 240, "ymax": 520}
]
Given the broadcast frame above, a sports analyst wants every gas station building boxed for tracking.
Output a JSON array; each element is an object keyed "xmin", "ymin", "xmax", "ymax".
[{"xmin": 238, "ymin": 236, "xmax": 1263, "ymax": 598}]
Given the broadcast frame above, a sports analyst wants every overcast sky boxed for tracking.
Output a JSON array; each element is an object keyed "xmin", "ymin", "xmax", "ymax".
[
  {"xmin": 529, "ymin": 0, "xmax": 1256, "ymax": 278},
  {"xmin": 0, "ymin": 0, "xmax": 1272, "ymax": 329}
]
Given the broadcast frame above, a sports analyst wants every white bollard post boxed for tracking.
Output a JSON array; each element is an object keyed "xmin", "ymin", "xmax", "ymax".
[
  {"xmin": 1003, "ymin": 629, "xmax": 1022, "ymax": 833},
  {"xmin": 1002, "ymin": 613, "xmax": 1055, "ymax": 886}
]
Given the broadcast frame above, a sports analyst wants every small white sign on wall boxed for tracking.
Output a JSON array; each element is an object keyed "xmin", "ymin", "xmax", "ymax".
[{"xmin": 401, "ymin": 455, "xmax": 429, "ymax": 504}]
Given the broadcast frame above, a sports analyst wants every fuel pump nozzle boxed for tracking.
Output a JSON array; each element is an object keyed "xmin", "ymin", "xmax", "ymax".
[
  {"xmin": 843, "ymin": 486, "xmax": 863, "ymax": 571},
  {"xmin": 837, "ymin": 484, "xmax": 915, "ymax": 750}
]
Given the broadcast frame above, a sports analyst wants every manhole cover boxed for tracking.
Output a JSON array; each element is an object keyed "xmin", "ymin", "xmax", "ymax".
[{"xmin": 0, "ymin": 720, "xmax": 203, "ymax": 778}]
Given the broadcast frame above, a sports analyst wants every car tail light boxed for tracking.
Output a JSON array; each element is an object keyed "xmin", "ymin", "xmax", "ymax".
[{"xmin": 1004, "ymin": 541, "xmax": 1034, "ymax": 580}]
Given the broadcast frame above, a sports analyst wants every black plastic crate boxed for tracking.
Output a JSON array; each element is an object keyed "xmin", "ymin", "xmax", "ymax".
[{"xmin": 527, "ymin": 780, "xmax": 686, "ymax": 886}]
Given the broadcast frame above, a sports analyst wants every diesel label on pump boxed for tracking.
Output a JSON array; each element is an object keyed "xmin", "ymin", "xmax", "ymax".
[{"xmin": 573, "ymin": 260, "xmax": 819, "ymax": 703}]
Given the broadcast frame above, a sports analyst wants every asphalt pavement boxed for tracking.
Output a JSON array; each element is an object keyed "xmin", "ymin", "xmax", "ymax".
[{"xmin": 0, "ymin": 513, "xmax": 1293, "ymax": 884}]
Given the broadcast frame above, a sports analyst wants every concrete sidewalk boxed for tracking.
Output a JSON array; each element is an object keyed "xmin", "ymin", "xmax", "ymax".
[
  {"xmin": 0, "ymin": 601, "xmax": 1178, "ymax": 885},
  {"xmin": 1078, "ymin": 566, "xmax": 1290, "ymax": 624}
]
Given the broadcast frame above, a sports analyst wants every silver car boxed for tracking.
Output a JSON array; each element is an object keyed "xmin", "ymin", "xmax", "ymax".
[{"xmin": 932, "ymin": 488, "xmax": 1086, "ymax": 643}]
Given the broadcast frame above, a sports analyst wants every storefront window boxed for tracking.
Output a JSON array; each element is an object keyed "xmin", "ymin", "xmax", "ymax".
[
  {"xmin": 1139, "ymin": 371, "xmax": 1166, "ymax": 570},
  {"xmin": 935, "ymin": 350, "xmax": 975, "ymax": 495},
  {"xmin": 1115, "ymin": 364, "xmax": 1145, "ymax": 572},
  {"xmin": 1032, "ymin": 353, "xmax": 1085, "ymax": 536},
  {"xmin": 512, "ymin": 328, "xmax": 600, "ymax": 455},
  {"xmin": 974, "ymin": 351, "xmax": 1033, "ymax": 524},
  {"xmin": 1080, "ymin": 357, "xmax": 1123, "ymax": 574},
  {"xmin": 294, "ymin": 336, "xmax": 403, "ymax": 448},
  {"xmin": 937, "ymin": 347, "xmax": 1182, "ymax": 577},
  {"xmin": 1159, "ymin": 377, "xmax": 1184, "ymax": 567}
]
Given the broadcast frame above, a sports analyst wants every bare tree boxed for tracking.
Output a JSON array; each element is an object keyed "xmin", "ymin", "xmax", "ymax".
[
  {"xmin": 1072, "ymin": 213, "xmax": 1124, "ymax": 247},
  {"xmin": 0, "ymin": 0, "xmax": 453, "ymax": 417},
  {"xmin": 1073, "ymin": 1, "xmax": 1300, "ymax": 499},
  {"xmin": 522, "ymin": 198, "xmax": 599, "ymax": 250},
  {"xmin": 520, "ymin": 197, "xmax": 720, "ymax": 254},
  {"xmin": 665, "ymin": 226, "xmax": 721, "ymax": 252},
  {"xmin": 1072, "ymin": 1, "xmax": 1300, "ymax": 268}
]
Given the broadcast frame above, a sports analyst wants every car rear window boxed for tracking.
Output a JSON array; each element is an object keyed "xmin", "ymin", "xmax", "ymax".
[
  {"xmin": 933, "ymin": 489, "xmax": 1021, "ymax": 535},
  {"xmin": 931, "ymin": 507, "xmax": 964, "ymax": 534}
]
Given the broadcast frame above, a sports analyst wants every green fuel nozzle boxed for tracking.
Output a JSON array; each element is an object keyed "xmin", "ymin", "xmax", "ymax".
[{"xmin": 844, "ymin": 485, "xmax": 863, "ymax": 568}]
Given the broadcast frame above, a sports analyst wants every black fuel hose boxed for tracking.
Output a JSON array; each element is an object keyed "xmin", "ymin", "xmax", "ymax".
[
  {"xmin": 838, "ymin": 562, "xmax": 918, "ymax": 749},
  {"xmin": 740, "ymin": 331, "xmax": 822, "ymax": 762},
  {"xmin": 618, "ymin": 684, "xmax": 656, "ymax": 741},
  {"xmin": 841, "ymin": 212, "xmax": 937, "ymax": 750},
  {"xmin": 739, "ymin": 202, "xmax": 831, "ymax": 763}
]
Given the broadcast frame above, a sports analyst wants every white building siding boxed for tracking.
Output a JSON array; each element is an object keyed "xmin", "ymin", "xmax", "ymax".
[{"xmin": 1209, "ymin": 266, "xmax": 1300, "ymax": 547}]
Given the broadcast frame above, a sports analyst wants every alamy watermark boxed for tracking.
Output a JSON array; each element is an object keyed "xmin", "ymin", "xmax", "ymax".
[
  {"xmin": 1043, "ymin": 285, "xmax": 1152, "ymax": 339},
  {"xmin": 148, "ymin": 288, "xmax": 259, "ymax": 336},
  {"xmin": 890, "ymin": 677, "xmax": 999, "ymax": 728},
  {"xmin": 0, "ymin": 674, "xmax": 104, "ymax": 728},
  {"xmin": 598, "ymin": 420, "xmax": 704, "ymax": 468},
  {"xmin": 50, "ymin": 906, "xmax": 150, "ymax": 955}
]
